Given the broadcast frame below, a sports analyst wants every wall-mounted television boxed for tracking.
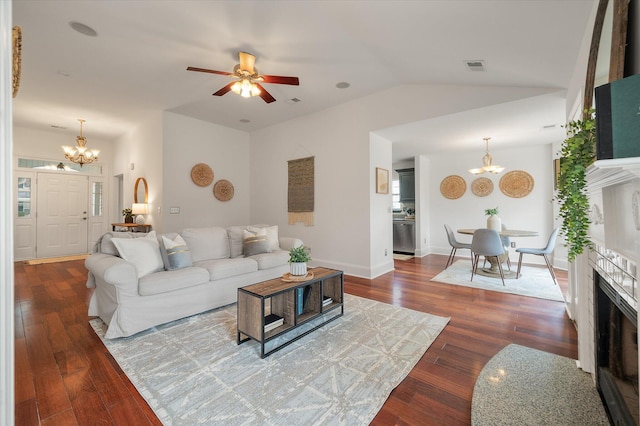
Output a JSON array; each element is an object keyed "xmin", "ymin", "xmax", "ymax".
[{"xmin": 594, "ymin": 73, "xmax": 640, "ymax": 160}]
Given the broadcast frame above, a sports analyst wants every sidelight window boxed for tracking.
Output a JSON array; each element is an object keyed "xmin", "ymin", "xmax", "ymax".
[
  {"xmin": 17, "ymin": 177, "xmax": 31, "ymax": 217},
  {"xmin": 92, "ymin": 181, "xmax": 103, "ymax": 216}
]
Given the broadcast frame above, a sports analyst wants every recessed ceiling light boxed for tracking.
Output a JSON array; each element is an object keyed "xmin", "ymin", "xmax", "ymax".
[
  {"xmin": 69, "ymin": 21, "xmax": 97, "ymax": 37},
  {"xmin": 336, "ymin": 82, "xmax": 350, "ymax": 89},
  {"xmin": 239, "ymin": 118, "xmax": 250, "ymax": 123}
]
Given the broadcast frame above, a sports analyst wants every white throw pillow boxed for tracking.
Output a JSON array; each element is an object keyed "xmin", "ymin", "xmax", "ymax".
[
  {"xmin": 247, "ymin": 225, "xmax": 279, "ymax": 252},
  {"xmin": 111, "ymin": 231, "xmax": 164, "ymax": 278},
  {"xmin": 160, "ymin": 234, "xmax": 193, "ymax": 271}
]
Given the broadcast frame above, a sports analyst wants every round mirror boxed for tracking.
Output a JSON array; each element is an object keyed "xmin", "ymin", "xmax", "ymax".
[{"xmin": 134, "ymin": 177, "xmax": 148, "ymax": 203}]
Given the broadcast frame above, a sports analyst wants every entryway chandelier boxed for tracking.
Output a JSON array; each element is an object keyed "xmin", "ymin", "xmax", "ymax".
[
  {"xmin": 468, "ymin": 137, "xmax": 504, "ymax": 175},
  {"xmin": 61, "ymin": 119, "xmax": 100, "ymax": 167}
]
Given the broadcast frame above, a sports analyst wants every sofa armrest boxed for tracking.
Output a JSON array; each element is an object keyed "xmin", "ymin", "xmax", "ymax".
[
  {"xmin": 279, "ymin": 237, "xmax": 303, "ymax": 251},
  {"xmin": 85, "ymin": 253, "xmax": 139, "ymax": 297}
]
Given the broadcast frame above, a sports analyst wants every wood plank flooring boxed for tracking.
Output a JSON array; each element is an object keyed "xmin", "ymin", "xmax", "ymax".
[{"xmin": 14, "ymin": 254, "xmax": 576, "ymax": 425}]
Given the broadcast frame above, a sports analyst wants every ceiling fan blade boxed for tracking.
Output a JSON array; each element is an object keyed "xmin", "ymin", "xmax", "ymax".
[
  {"xmin": 212, "ymin": 82, "xmax": 234, "ymax": 97},
  {"xmin": 255, "ymin": 84, "xmax": 276, "ymax": 103},
  {"xmin": 238, "ymin": 52, "xmax": 256, "ymax": 73},
  {"xmin": 261, "ymin": 75, "xmax": 300, "ymax": 85},
  {"xmin": 187, "ymin": 66, "xmax": 233, "ymax": 76}
]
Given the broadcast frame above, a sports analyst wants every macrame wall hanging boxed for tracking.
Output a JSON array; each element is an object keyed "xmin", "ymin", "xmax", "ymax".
[{"xmin": 288, "ymin": 156, "xmax": 315, "ymax": 226}]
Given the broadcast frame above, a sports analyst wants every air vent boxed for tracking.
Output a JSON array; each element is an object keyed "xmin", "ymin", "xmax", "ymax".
[
  {"xmin": 542, "ymin": 124, "xmax": 557, "ymax": 129},
  {"xmin": 285, "ymin": 98, "xmax": 302, "ymax": 105},
  {"xmin": 464, "ymin": 60, "xmax": 486, "ymax": 71},
  {"xmin": 50, "ymin": 125, "xmax": 67, "ymax": 129}
]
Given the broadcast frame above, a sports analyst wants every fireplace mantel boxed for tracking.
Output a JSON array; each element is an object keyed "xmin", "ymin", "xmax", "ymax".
[{"xmin": 586, "ymin": 157, "xmax": 640, "ymax": 191}]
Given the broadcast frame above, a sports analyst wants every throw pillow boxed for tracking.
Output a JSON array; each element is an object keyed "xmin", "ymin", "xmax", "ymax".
[
  {"xmin": 160, "ymin": 234, "xmax": 192, "ymax": 271},
  {"xmin": 247, "ymin": 225, "xmax": 279, "ymax": 252},
  {"xmin": 243, "ymin": 229, "xmax": 271, "ymax": 257},
  {"xmin": 111, "ymin": 231, "xmax": 164, "ymax": 278}
]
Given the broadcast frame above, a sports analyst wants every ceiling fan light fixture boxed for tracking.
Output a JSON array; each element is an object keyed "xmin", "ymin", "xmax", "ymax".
[{"xmin": 468, "ymin": 137, "xmax": 504, "ymax": 175}]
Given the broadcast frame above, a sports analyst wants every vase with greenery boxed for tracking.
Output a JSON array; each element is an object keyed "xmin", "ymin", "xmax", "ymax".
[
  {"xmin": 484, "ymin": 206, "xmax": 501, "ymax": 231},
  {"xmin": 289, "ymin": 245, "xmax": 311, "ymax": 276},
  {"xmin": 122, "ymin": 208, "xmax": 133, "ymax": 223},
  {"xmin": 556, "ymin": 109, "xmax": 596, "ymax": 262}
]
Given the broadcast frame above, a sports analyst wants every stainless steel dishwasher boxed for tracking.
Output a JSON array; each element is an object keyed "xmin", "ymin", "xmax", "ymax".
[{"xmin": 393, "ymin": 220, "xmax": 415, "ymax": 254}]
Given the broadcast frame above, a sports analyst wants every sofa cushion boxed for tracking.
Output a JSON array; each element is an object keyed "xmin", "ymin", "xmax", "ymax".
[
  {"xmin": 111, "ymin": 231, "xmax": 164, "ymax": 278},
  {"xmin": 100, "ymin": 232, "xmax": 142, "ymax": 255},
  {"xmin": 249, "ymin": 249, "xmax": 290, "ymax": 270},
  {"xmin": 138, "ymin": 267, "xmax": 210, "ymax": 296},
  {"xmin": 243, "ymin": 229, "xmax": 271, "ymax": 256},
  {"xmin": 160, "ymin": 234, "xmax": 192, "ymax": 271},
  {"xmin": 247, "ymin": 225, "xmax": 279, "ymax": 251},
  {"xmin": 181, "ymin": 227, "xmax": 230, "ymax": 263},
  {"xmin": 226, "ymin": 226, "xmax": 246, "ymax": 258},
  {"xmin": 194, "ymin": 257, "xmax": 258, "ymax": 281}
]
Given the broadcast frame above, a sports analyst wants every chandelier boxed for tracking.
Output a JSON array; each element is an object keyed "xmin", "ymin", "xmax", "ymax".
[
  {"xmin": 61, "ymin": 119, "xmax": 100, "ymax": 167},
  {"xmin": 468, "ymin": 137, "xmax": 504, "ymax": 175}
]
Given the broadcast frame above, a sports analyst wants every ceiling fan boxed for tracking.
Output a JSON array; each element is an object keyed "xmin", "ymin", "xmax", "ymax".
[{"xmin": 187, "ymin": 51, "xmax": 299, "ymax": 103}]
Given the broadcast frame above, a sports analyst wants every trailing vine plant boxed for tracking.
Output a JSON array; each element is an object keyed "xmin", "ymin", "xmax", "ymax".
[{"xmin": 555, "ymin": 109, "xmax": 596, "ymax": 262}]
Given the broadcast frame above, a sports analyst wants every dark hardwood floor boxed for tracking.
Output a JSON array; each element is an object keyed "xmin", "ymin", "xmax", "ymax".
[{"xmin": 14, "ymin": 254, "xmax": 576, "ymax": 425}]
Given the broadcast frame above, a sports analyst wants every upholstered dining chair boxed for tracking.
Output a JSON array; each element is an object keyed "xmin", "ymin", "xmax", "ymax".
[
  {"xmin": 444, "ymin": 224, "xmax": 472, "ymax": 269},
  {"xmin": 484, "ymin": 223, "xmax": 511, "ymax": 271},
  {"xmin": 516, "ymin": 227, "xmax": 560, "ymax": 285},
  {"xmin": 471, "ymin": 228, "xmax": 506, "ymax": 285}
]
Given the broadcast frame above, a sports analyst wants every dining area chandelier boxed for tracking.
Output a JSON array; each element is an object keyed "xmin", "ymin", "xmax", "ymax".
[
  {"xmin": 61, "ymin": 119, "xmax": 100, "ymax": 167},
  {"xmin": 468, "ymin": 137, "xmax": 504, "ymax": 175}
]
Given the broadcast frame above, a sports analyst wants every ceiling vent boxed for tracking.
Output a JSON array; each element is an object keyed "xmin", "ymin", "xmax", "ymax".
[
  {"xmin": 464, "ymin": 60, "xmax": 486, "ymax": 71},
  {"xmin": 285, "ymin": 98, "xmax": 302, "ymax": 105}
]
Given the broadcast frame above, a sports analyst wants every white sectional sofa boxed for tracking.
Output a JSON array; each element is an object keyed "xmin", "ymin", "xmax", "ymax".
[{"xmin": 85, "ymin": 225, "xmax": 302, "ymax": 338}]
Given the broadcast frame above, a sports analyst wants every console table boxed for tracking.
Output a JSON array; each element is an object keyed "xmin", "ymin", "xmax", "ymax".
[
  {"xmin": 237, "ymin": 267, "xmax": 344, "ymax": 358},
  {"xmin": 111, "ymin": 223, "xmax": 152, "ymax": 232}
]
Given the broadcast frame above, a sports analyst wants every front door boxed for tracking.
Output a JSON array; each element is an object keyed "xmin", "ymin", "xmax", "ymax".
[{"xmin": 36, "ymin": 173, "xmax": 89, "ymax": 258}]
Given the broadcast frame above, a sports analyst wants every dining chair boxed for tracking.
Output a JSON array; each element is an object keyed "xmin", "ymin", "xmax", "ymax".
[
  {"xmin": 484, "ymin": 223, "xmax": 511, "ymax": 271},
  {"xmin": 471, "ymin": 228, "xmax": 506, "ymax": 285},
  {"xmin": 444, "ymin": 224, "xmax": 472, "ymax": 269},
  {"xmin": 515, "ymin": 227, "xmax": 560, "ymax": 285}
]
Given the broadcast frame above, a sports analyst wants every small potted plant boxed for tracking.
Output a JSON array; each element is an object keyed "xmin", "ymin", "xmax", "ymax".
[
  {"xmin": 289, "ymin": 245, "xmax": 311, "ymax": 276},
  {"xmin": 484, "ymin": 206, "xmax": 501, "ymax": 231},
  {"xmin": 122, "ymin": 208, "xmax": 133, "ymax": 223}
]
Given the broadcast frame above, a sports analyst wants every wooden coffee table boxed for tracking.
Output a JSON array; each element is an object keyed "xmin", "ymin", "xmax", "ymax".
[{"xmin": 237, "ymin": 267, "xmax": 344, "ymax": 358}]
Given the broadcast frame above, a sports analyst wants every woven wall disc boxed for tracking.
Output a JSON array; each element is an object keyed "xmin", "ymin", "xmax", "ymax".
[
  {"xmin": 191, "ymin": 163, "xmax": 213, "ymax": 187},
  {"xmin": 471, "ymin": 177, "xmax": 493, "ymax": 197},
  {"xmin": 213, "ymin": 179, "xmax": 234, "ymax": 201},
  {"xmin": 440, "ymin": 175, "xmax": 466, "ymax": 199},
  {"xmin": 499, "ymin": 170, "xmax": 534, "ymax": 198}
]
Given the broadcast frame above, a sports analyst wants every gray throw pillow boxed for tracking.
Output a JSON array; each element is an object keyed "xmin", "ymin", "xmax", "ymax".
[
  {"xmin": 160, "ymin": 235, "xmax": 192, "ymax": 270},
  {"xmin": 243, "ymin": 230, "xmax": 270, "ymax": 257}
]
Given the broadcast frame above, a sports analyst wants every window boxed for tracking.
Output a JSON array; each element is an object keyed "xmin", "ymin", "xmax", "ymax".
[
  {"xmin": 17, "ymin": 177, "xmax": 31, "ymax": 217},
  {"xmin": 392, "ymin": 179, "xmax": 401, "ymax": 211},
  {"xmin": 92, "ymin": 181, "xmax": 103, "ymax": 216}
]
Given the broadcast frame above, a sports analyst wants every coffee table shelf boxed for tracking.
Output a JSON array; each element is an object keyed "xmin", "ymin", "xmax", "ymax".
[{"xmin": 237, "ymin": 267, "xmax": 344, "ymax": 358}]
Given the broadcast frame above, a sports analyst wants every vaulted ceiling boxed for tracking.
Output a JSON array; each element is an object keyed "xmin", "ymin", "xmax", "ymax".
[{"xmin": 12, "ymin": 0, "xmax": 596, "ymax": 159}]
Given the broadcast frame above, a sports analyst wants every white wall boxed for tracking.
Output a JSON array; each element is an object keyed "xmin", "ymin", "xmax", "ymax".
[
  {"xmin": 369, "ymin": 133, "xmax": 394, "ymax": 277},
  {"xmin": 250, "ymin": 83, "xmax": 560, "ymax": 278},
  {"xmin": 428, "ymin": 144, "xmax": 556, "ymax": 266},
  {"xmin": 162, "ymin": 112, "xmax": 251, "ymax": 233},
  {"xmin": 112, "ymin": 112, "xmax": 163, "ymax": 231},
  {"xmin": 415, "ymin": 155, "xmax": 431, "ymax": 257}
]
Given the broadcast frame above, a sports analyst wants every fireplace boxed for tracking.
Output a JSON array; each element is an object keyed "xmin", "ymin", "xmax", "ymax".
[{"xmin": 595, "ymin": 270, "xmax": 639, "ymax": 424}]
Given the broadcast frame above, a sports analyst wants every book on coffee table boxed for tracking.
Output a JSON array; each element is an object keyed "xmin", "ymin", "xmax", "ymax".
[{"xmin": 264, "ymin": 314, "xmax": 284, "ymax": 332}]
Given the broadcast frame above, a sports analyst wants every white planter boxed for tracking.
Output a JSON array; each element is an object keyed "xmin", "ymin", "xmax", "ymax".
[
  {"xmin": 487, "ymin": 215, "xmax": 502, "ymax": 232},
  {"xmin": 290, "ymin": 262, "xmax": 307, "ymax": 276}
]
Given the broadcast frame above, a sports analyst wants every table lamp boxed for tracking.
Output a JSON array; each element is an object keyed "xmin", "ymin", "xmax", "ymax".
[{"xmin": 131, "ymin": 203, "xmax": 149, "ymax": 225}]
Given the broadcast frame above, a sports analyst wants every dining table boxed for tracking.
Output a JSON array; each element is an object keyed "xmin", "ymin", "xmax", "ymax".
[{"xmin": 457, "ymin": 228, "xmax": 539, "ymax": 278}]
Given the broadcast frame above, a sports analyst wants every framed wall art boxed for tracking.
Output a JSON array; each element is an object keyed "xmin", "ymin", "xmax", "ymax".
[{"xmin": 376, "ymin": 167, "xmax": 389, "ymax": 194}]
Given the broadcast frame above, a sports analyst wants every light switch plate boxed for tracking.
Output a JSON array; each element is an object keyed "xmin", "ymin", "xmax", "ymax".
[{"xmin": 170, "ymin": 207, "xmax": 180, "ymax": 214}]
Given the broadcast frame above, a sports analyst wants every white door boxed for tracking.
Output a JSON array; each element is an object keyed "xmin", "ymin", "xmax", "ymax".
[{"xmin": 36, "ymin": 173, "xmax": 89, "ymax": 258}]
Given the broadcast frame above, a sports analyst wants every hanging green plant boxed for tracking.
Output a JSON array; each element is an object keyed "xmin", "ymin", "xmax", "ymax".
[{"xmin": 555, "ymin": 109, "xmax": 596, "ymax": 262}]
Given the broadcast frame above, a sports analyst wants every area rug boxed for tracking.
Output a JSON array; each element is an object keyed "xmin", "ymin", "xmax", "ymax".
[
  {"xmin": 90, "ymin": 294, "xmax": 449, "ymax": 425},
  {"xmin": 393, "ymin": 253, "xmax": 413, "ymax": 261},
  {"xmin": 431, "ymin": 260, "xmax": 564, "ymax": 301},
  {"xmin": 472, "ymin": 344, "xmax": 609, "ymax": 425}
]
